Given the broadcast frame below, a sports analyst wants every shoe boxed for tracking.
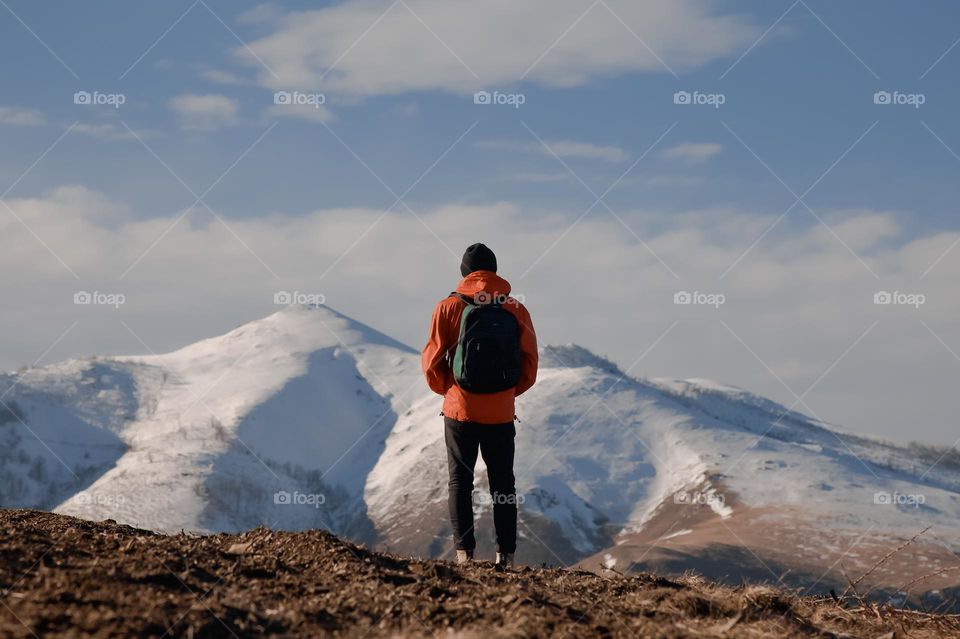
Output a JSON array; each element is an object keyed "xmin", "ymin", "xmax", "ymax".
[
  {"xmin": 455, "ymin": 549, "xmax": 473, "ymax": 564},
  {"xmin": 495, "ymin": 552, "xmax": 514, "ymax": 569}
]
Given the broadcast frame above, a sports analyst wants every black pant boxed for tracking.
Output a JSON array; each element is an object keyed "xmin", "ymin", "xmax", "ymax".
[{"xmin": 444, "ymin": 417, "xmax": 517, "ymax": 554}]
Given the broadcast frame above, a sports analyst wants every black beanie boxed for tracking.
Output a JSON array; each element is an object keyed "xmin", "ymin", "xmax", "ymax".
[{"xmin": 460, "ymin": 243, "xmax": 497, "ymax": 276}]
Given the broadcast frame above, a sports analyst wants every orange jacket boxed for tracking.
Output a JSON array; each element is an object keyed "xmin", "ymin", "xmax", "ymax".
[{"xmin": 422, "ymin": 271, "xmax": 538, "ymax": 424}]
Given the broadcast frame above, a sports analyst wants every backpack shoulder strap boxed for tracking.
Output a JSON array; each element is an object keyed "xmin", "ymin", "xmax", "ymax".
[{"xmin": 449, "ymin": 292, "xmax": 474, "ymax": 305}]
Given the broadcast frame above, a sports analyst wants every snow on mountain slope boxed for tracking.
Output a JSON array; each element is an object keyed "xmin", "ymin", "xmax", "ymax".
[
  {"xmin": 367, "ymin": 344, "xmax": 960, "ymax": 571},
  {"xmin": 0, "ymin": 360, "xmax": 139, "ymax": 509},
  {"xmin": 3, "ymin": 305, "xmax": 420, "ymax": 534},
  {"xmin": 650, "ymin": 377, "xmax": 960, "ymax": 526},
  {"xmin": 364, "ymin": 346, "xmax": 705, "ymax": 564}
]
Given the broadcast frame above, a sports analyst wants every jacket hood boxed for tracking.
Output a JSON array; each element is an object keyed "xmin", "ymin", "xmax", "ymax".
[{"xmin": 456, "ymin": 270, "xmax": 511, "ymax": 297}]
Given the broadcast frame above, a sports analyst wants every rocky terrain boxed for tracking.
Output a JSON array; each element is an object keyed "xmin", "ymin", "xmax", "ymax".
[{"xmin": 1, "ymin": 509, "xmax": 958, "ymax": 638}]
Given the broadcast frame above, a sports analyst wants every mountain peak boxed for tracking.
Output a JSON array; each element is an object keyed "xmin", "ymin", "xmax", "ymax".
[
  {"xmin": 273, "ymin": 304, "xmax": 418, "ymax": 354},
  {"xmin": 163, "ymin": 303, "xmax": 417, "ymax": 361},
  {"xmin": 539, "ymin": 344, "xmax": 623, "ymax": 376}
]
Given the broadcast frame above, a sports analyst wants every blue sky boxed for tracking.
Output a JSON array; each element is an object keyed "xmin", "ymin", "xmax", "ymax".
[
  {"xmin": 2, "ymin": 0, "xmax": 960, "ymax": 444},
  {"xmin": 3, "ymin": 0, "xmax": 959, "ymax": 222}
]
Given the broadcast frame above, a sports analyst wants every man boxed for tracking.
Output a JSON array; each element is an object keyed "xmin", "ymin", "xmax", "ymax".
[{"xmin": 422, "ymin": 243, "xmax": 538, "ymax": 568}]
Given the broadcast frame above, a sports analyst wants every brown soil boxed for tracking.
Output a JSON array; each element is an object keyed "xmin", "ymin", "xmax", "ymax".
[
  {"xmin": 579, "ymin": 501, "xmax": 960, "ymax": 607},
  {"xmin": 1, "ymin": 509, "xmax": 958, "ymax": 638}
]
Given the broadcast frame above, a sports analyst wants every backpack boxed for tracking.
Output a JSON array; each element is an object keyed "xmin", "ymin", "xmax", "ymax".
[{"xmin": 448, "ymin": 292, "xmax": 522, "ymax": 393}]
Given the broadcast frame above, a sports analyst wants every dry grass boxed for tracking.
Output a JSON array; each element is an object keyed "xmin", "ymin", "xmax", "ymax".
[{"xmin": 0, "ymin": 509, "xmax": 958, "ymax": 638}]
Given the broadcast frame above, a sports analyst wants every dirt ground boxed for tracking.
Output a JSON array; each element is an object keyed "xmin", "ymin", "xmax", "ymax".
[
  {"xmin": 1, "ymin": 510, "xmax": 958, "ymax": 638},
  {"xmin": 577, "ymin": 497, "xmax": 960, "ymax": 612}
]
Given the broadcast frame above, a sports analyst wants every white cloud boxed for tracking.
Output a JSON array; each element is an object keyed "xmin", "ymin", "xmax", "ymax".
[
  {"xmin": 396, "ymin": 103, "xmax": 419, "ymax": 118},
  {"xmin": 548, "ymin": 140, "xmax": 629, "ymax": 163},
  {"xmin": 236, "ymin": 0, "xmax": 759, "ymax": 96},
  {"xmin": 168, "ymin": 93, "xmax": 240, "ymax": 130},
  {"xmin": 503, "ymin": 172, "xmax": 572, "ymax": 184},
  {"xmin": 72, "ymin": 122, "xmax": 148, "ymax": 141},
  {"xmin": 237, "ymin": 3, "xmax": 286, "ymax": 26},
  {"xmin": 2, "ymin": 186, "xmax": 128, "ymax": 229},
  {"xmin": 477, "ymin": 138, "xmax": 629, "ymax": 162},
  {"xmin": 4, "ymin": 186, "xmax": 960, "ymax": 444},
  {"xmin": 660, "ymin": 142, "xmax": 722, "ymax": 163},
  {"xmin": 265, "ymin": 102, "xmax": 333, "ymax": 123},
  {"xmin": 638, "ymin": 175, "xmax": 706, "ymax": 188},
  {"xmin": 198, "ymin": 69, "xmax": 252, "ymax": 86},
  {"xmin": 0, "ymin": 106, "xmax": 46, "ymax": 126}
]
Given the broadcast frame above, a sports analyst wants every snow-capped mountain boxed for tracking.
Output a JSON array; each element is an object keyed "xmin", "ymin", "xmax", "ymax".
[
  {"xmin": 2, "ymin": 306, "xmax": 421, "ymax": 536},
  {"xmin": 2, "ymin": 305, "xmax": 958, "ymax": 604}
]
